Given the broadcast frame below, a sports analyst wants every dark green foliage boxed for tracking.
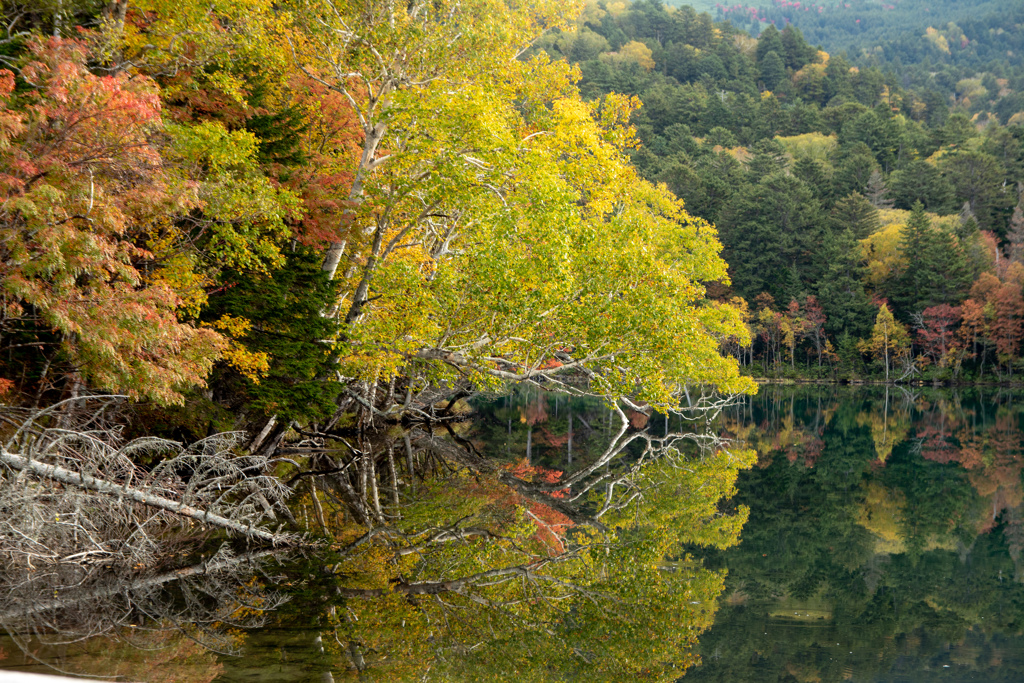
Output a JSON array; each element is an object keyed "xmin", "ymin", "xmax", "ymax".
[
  {"xmin": 888, "ymin": 159, "xmax": 955, "ymax": 213},
  {"xmin": 758, "ymin": 50, "xmax": 786, "ymax": 92},
  {"xmin": 839, "ymin": 108, "xmax": 903, "ymax": 172},
  {"xmin": 793, "ymin": 156, "xmax": 831, "ymax": 204},
  {"xmin": 243, "ymin": 79, "xmax": 309, "ymax": 167},
  {"xmin": 659, "ymin": 150, "xmax": 741, "ymax": 225},
  {"xmin": 832, "ymin": 146, "xmax": 880, "ymax": 199},
  {"xmin": 718, "ymin": 173, "xmax": 823, "ymax": 303},
  {"xmin": 886, "ymin": 202, "xmax": 971, "ymax": 317},
  {"xmin": 815, "ymin": 228, "xmax": 875, "ymax": 337},
  {"xmin": 828, "ymin": 192, "xmax": 879, "ymax": 240},
  {"xmin": 779, "ymin": 25, "xmax": 816, "ymax": 71},
  {"xmin": 755, "ymin": 24, "xmax": 785, "ymax": 64},
  {"xmin": 207, "ymin": 248, "xmax": 342, "ymax": 421},
  {"xmin": 940, "ymin": 150, "xmax": 1010, "ymax": 232},
  {"xmin": 747, "ymin": 138, "xmax": 788, "ymax": 178}
]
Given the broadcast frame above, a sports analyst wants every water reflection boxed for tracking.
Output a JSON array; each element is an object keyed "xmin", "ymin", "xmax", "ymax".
[
  {"xmin": 1, "ymin": 388, "xmax": 751, "ymax": 681},
  {"xmin": 9, "ymin": 385, "xmax": 1024, "ymax": 681},
  {"xmin": 0, "ymin": 546, "xmax": 286, "ymax": 681},
  {"xmin": 689, "ymin": 385, "xmax": 1024, "ymax": 682}
]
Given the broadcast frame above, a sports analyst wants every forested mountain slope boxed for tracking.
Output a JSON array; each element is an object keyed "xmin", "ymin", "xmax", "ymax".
[
  {"xmin": 713, "ymin": 0, "xmax": 1014, "ymax": 56},
  {"xmin": 720, "ymin": 0, "xmax": 1024, "ymax": 122},
  {"xmin": 538, "ymin": 0, "xmax": 1024, "ymax": 380}
]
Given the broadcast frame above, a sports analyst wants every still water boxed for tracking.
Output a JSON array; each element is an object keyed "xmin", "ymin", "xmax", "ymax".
[{"xmin": 3, "ymin": 385, "xmax": 1024, "ymax": 681}]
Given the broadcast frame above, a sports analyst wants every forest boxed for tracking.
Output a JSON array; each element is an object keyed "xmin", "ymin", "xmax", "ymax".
[
  {"xmin": 537, "ymin": 0, "xmax": 1024, "ymax": 381},
  {"xmin": 0, "ymin": 0, "xmax": 755, "ymax": 679},
  {"xmin": 5, "ymin": 0, "xmax": 1024, "ymax": 678}
]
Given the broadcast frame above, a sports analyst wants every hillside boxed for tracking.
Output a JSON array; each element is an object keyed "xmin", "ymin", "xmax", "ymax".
[{"xmin": 536, "ymin": 0, "xmax": 1024, "ymax": 381}]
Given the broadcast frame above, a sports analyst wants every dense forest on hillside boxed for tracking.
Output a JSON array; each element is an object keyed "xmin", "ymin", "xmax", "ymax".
[
  {"xmin": 713, "ymin": 0, "xmax": 1012, "ymax": 55},
  {"xmin": 537, "ymin": 0, "xmax": 1024, "ymax": 381},
  {"xmin": 718, "ymin": 0, "xmax": 1024, "ymax": 122}
]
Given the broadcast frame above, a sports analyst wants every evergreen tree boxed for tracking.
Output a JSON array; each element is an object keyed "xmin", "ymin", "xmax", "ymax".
[
  {"xmin": 888, "ymin": 159, "xmax": 954, "ymax": 213},
  {"xmin": 886, "ymin": 202, "xmax": 967, "ymax": 316},
  {"xmin": 780, "ymin": 25, "xmax": 816, "ymax": 71},
  {"xmin": 793, "ymin": 157, "xmax": 832, "ymax": 204},
  {"xmin": 759, "ymin": 50, "xmax": 786, "ymax": 92},
  {"xmin": 833, "ymin": 147, "xmax": 880, "ymax": 199},
  {"xmin": 207, "ymin": 248, "xmax": 343, "ymax": 422},
  {"xmin": 1006, "ymin": 183, "xmax": 1024, "ymax": 264},
  {"xmin": 829, "ymin": 192, "xmax": 880, "ymax": 240},
  {"xmin": 756, "ymin": 24, "xmax": 785, "ymax": 64},
  {"xmin": 887, "ymin": 201, "xmax": 932, "ymax": 316},
  {"xmin": 925, "ymin": 227, "xmax": 973, "ymax": 307},
  {"xmin": 719, "ymin": 173, "xmax": 824, "ymax": 303},
  {"xmin": 940, "ymin": 150, "xmax": 1008, "ymax": 232},
  {"xmin": 747, "ymin": 138, "xmax": 788, "ymax": 178},
  {"xmin": 815, "ymin": 228, "xmax": 875, "ymax": 337}
]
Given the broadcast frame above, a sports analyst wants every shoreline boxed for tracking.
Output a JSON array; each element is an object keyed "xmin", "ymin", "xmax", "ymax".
[{"xmin": 750, "ymin": 377, "xmax": 1024, "ymax": 388}]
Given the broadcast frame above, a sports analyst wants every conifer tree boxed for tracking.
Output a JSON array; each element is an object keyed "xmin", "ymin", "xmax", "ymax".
[
  {"xmin": 829, "ymin": 192, "xmax": 880, "ymax": 240},
  {"xmin": 759, "ymin": 51, "xmax": 787, "ymax": 92},
  {"xmin": 888, "ymin": 202, "xmax": 933, "ymax": 315},
  {"xmin": 816, "ymin": 228, "xmax": 875, "ymax": 337},
  {"xmin": 756, "ymin": 24, "xmax": 786, "ymax": 63},
  {"xmin": 925, "ymin": 227, "xmax": 973, "ymax": 308},
  {"xmin": 888, "ymin": 202, "xmax": 971, "ymax": 316},
  {"xmin": 207, "ymin": 249, "xmax": 343, "ymax": 422}
]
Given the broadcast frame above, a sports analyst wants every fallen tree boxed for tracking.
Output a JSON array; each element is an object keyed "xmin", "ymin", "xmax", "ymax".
[{"xmin": 0, "ymin": 397, "xmax": 302, "ymax": 579}]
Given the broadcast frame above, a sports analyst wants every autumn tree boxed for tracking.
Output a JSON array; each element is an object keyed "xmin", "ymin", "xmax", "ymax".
[
  {"xmin": 287, "ymin": 0, "xmax": 755, "ymax": 414},
  {"xmin": 0, "ymin": 39, "xmax": 298, "ymax": 404},
  {"xmin": 963, "ymin": 272, "xmax": 1024, "ymax": 377},
  {"xmin": 803, "ymin": 295, "xmax": 828, "ymax": 368},
  {"xmin": 913, "ymin": 304, "xmax": 963, "ymax": 369},
  {"xmin": 862, "ymin": 304, "xmax": 910, "ymax": 381}
]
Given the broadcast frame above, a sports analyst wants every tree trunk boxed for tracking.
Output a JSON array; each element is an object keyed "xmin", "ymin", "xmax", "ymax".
[{"xmin": 322, "ymin": 122, "xmax": 388, "ymax": 282}]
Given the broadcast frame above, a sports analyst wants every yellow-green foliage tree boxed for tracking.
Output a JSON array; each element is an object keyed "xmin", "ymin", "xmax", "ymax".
[
  {"xmin": 862, "ymin": 304, "xmax": 910, "ymax": 381},
  {"xmin": 290, "ymin": 0, "xmax": 754, "ymax": 411},
  {"xmin": 2, "ymin": 0, "xmax": 754, "ymax": 414}
]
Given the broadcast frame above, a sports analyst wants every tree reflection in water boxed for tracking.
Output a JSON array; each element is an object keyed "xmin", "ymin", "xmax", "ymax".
[
  {"xmin": 0, "ymin": 546, "xmax": 287, "ymax": 681},
  {"xmin": 294, "ymin": 389, "xmax": 752, "ymax": 681},
  {"xmin": 689, "ymin": 385, "xmax": 1024, "ymax": 683},
  {"xmin": 14, "ymin": 387, "xmax": 1024, "ymax": 681},
  {"xmin": 0, "ymin": 387, "xmax": 754, "ymax": 682}
]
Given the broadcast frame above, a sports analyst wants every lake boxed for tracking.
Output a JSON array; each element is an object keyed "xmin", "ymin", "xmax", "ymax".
[{"xmin": 3, "ymin": 384, "xmax": 1024, "ymax": 681}]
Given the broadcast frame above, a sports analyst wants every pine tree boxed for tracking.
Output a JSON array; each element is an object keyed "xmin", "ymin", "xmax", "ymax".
[
  {"xmin": 829, "ymin": 192, "xmax": 880, "ymax": 239},
  {"xmin": 816, "ymin": 227, "xmax": 875, "ymax": 337},
  {"xmin": 924, "ymin": 227, "xmax": 972, "ymax": 307},
  {"xmin": 759, "ymin": 51, "xmax": 786, "ymax": 92},
  {"xmin": 756, "ymin": 24, "xmax": 786, "ymax": 63},
  {"xmin": 206, "ymin": 248, "xmax": 343, "ymax": 422},
  {"xmin": 794, "ymin": 157, "xmax": 831, "ymax": 203},
  {"xmin": 888, "ymin": 201, "xmax": 932, "ymax": 316}
]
